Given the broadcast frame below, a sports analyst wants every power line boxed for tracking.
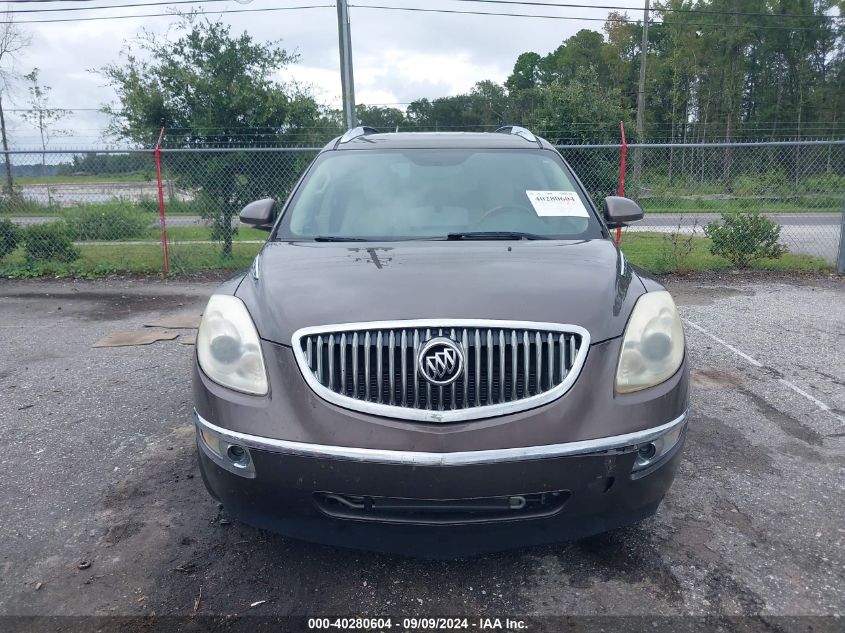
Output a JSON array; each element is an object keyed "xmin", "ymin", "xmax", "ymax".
[
  {"xmin": 0, "ymin": 3, "xmax": 332, "ymax": 24},
  {"xmin": 1, "ymin": 0, "xmax": 234, "ymax": 14},
  {"xmin": 0, "ymin": 0, "xmax": 839, "ymax": 21},
  {"xmin": 449, "ymin": 0, "xmax": 843, "ymax": 21},
  {"xmin": 1, "ymin": 0, "xmax": 840, "ymax": 21},
  {"xmin": 348, "ymin": 4, "xmax": 844, "ymax": 31}
]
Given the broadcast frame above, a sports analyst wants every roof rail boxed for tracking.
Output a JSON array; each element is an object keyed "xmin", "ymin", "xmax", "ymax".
[
  {"xmin": 338, "ymin": 126, "xmax": 380, "ymax": 145},
  {"xmin": 495, "ymin": 125, "xmax": 540, "ymax": 145}
]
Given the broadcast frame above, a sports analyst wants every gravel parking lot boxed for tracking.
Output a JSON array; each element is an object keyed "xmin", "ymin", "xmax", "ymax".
[{"xmin": 0, "ymin": 274, "xmax": 843, "ymax": 629}]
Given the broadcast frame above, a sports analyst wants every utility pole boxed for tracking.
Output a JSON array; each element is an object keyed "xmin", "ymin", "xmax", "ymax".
[
  {"xmin": 0, "ymin": 94, "xmax": 12, "ymax": 193},
  {"xmin": 633, "ymin": 0, "xmax": 650, "ymax": 184},
  {"xmin": 636, "ymin": 0, "xmax": 650, "ymax": 138},
  {"xmin": 336, "ymin": 0, "xmax": 357, "ymax": 129}
]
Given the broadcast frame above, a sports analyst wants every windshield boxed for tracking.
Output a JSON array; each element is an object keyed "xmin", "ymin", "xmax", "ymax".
[{"xmin": 276, "ymin": 149, "xmax": 604, "ymax": 241}]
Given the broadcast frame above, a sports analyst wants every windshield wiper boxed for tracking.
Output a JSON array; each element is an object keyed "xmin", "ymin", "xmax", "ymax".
[
  {"xmin": 445, "ymin": 231, "xmax": 547, "ymax": 241},
  {"xmin": 312, "ymin": 236, "xmax": 370, "ymax": 242}
]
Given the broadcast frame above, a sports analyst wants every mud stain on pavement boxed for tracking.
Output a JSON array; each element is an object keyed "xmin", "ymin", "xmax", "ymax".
[
  {"xmin": 713, "ymin": 499, "xmax": 768, "ymax": 545},
  {"xmin": 102, "ymin": 522, "xmax": 146, "ymax": 547},
  {"xmin": 0, "ymin": 290, "xmax": 209, "ymax": 321},
  {"xmin": 566, "ymin": 530, "xmax": 684, "ymax": 601},
  {"xmin": 691, "ymin": 369, "xmax": 744, "ymax": 389},
  {"xmin": 703, "ymin": 566, "xmax": 767, "ymax": 614},
  {"xmin": 5, "ymin": 427, "xmax": 200, "ymax": 617},
  {"xmin": 738, "ymin": 388, "xmax": 824, "ymax": 446},
  {"xmin": 688, "ymin": 415, "xmax": 778, "ymax": 475},
  {"xmin": 796, "ymin": 365, "xmax": 845, "ymax": 388},
  {"xmin": 522, "ymin": 528, "xmax": 686, "ymax": 615},
  {"xmin": 669, "ymin": 285, "xmax": 755, "ymax": 307},
  {"xmin": 666, "ymin": 520, "xmax": 722, "ymax": 565}
]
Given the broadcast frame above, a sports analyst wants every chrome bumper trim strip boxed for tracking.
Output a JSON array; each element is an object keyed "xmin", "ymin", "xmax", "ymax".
[{"xmin": 194, "ymin": 410, "xmax": 688, "ymax": 467}]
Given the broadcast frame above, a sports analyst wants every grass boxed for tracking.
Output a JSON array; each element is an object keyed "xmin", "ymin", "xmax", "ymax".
[
  {"xmin": 87, "ymin": 226, "xmax": 268, "ymax": 242},
  {"xmin": 621, "ymin": 231, "xmax": 832, "ymax": 273},
  {"xmin": 159, "ymin": 226, "xmax": 267, "ymax": 242},
  {"xmin": 0, "ymin": 242, "xmax": 261, "ymax": 278},
  {"xmin": 0, "ymin": 231, "xmax": 832, "ymax": 278}
]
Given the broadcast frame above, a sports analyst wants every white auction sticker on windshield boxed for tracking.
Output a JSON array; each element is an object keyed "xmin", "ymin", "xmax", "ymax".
[{"xmin": 525, "ymin": 190, "xmax": 589, "ymax": 217}]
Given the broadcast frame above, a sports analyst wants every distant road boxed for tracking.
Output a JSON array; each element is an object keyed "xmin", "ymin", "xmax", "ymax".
[
  {"xmin": 15, "ymin": 182, "xmax": 181, "ymax": 206},
  {"xmin": 7, "ymin": 212, "xmax": 842, "ymax": 263}
]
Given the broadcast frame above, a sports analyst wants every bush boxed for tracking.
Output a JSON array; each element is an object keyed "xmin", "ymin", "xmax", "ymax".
[
  {"xmin": 704, "ymin": 211, "xmax": 785, "ymax": 268},
  {"xmin": 0, "ymin": 219, "xmax": 21, "ymax": 259},
  {"xmin": 24, "ymin": 222, "xmax": 79, "ymax": 263},
  {"xmin": 798, "ymin": 173, "xmax": 845, "ymax": 195},
  {"xmin": 65, "ymin": 203, "xmax": 149, "ymax": 241},
  {"xmin": 656, "ymin": 219, "xmax": 699, "ymax": 272},
  {"xmin": 732, "ymin": 170, "xmax": 790, "ymax": 197}
]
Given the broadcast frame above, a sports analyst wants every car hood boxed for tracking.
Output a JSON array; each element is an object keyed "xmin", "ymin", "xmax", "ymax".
[{"xmin": 236, "ymin": 239, "xmax": 644, "ymax": 346}]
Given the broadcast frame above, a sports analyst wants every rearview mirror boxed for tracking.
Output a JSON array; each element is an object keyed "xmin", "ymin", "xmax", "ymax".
[
  {"xmin": 603, "ymin": 196, "xmax": 643, "ymax": 228},
  {"xmin": 239, "ymin": 198, "xmax": 277, "ymax": 231}
]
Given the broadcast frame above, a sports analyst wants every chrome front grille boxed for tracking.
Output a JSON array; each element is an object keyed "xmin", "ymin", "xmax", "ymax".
[{"xmin": 292, "ymin": 320, "xmax": 590, "ymax": 423}]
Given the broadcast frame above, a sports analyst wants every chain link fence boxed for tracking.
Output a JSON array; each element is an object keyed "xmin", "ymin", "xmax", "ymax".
[
  {"xmin": 0, "ymin": 141, "xmax": 842, "ymax": 277},
  {"xmin": 558, "ymin": 140, "xmax": 845, "ymax": 271}
]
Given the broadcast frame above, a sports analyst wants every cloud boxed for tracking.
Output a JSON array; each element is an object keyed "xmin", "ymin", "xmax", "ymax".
[{"xmin": 4, "ymin": 1, "xmax": 617, "ymax": 147}]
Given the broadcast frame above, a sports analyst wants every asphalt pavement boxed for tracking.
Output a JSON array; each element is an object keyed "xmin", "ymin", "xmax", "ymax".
[{"xmin": 0, "ymin": 275, "xmax": 843, "ymax": 628}]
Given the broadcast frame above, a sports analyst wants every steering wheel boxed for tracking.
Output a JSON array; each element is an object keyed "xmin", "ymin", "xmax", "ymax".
[{"xmin": 475, "ymin": 204, "xmax": 545, "ymax": 231}]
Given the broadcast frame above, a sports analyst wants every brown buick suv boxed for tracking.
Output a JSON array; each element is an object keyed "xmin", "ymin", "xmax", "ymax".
[{"xmin": 192, "ymin": 127, "xmax": 689, "ymax": 556}]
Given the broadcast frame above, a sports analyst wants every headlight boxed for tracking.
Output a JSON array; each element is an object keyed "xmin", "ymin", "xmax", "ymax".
[
  {"xmin": 197, "ymin": 295, "xmax": 268, "ymax": 395},
  {"xmin": 616, "ymin": 291, "xmax": 684, "ymax": 393}
]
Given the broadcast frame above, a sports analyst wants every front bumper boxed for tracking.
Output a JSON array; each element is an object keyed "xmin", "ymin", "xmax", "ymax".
[
  {"xmin": 194, "ymin": 410, "xmax": 687, "ymax": 556},
  {"xmin": 193, "ymin": 335, "xmax": 689, "ymax": 555}
]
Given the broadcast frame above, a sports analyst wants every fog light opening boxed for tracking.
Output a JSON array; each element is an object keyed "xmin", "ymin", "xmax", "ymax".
[
  {"xmin": 226, "ymin": 444, "xmax": 250, "ymax": 468},
  {"xmin": 632, "ymin": 421, "xmax": 686, "ymax": 474},
  {"xmin": 638, "ymin": 443, "xmax": 657, "ymax": 461}
]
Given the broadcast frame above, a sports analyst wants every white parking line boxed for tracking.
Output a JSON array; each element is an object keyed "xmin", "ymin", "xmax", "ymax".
[
  {"xmin": 683, "ymin": 318, "xmax": 843, "ymax": 424},
  {"xmin": 683, "ymin": 319, "xmax": 763, "ymax": 367}
]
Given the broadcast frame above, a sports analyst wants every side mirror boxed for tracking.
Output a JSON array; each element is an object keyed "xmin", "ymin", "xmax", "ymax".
[
  {"xmin": 603, "ymin": 196, "xmax": 643, "ymax": 228},
  {"xmin": 239, "ymin": 198, "xmax": 277, "ymax": 231}
]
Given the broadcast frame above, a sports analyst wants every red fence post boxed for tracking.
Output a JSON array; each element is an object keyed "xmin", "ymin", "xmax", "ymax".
[
  {"xmin": 616, "ymin": 121, "xmax": 628, "ymax": 246},
  {"xmin": 154, "ymin": 127, "xmax": 170, "ymax": 278}
]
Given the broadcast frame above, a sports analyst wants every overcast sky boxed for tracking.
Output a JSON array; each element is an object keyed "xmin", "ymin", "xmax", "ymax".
[{"xmin": 4, "ymin": 0, "xmax": 625, "ymax": 149}]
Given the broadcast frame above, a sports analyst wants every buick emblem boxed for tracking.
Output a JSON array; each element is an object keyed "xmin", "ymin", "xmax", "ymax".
[{"xmin": 418, "ymin": 337, "xmax": 464, "ymax": 386}]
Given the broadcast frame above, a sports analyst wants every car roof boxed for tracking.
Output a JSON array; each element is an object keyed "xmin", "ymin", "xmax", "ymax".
[{"xmin": 322, "ymin": 131, "xmax": 557, "ymax": 152}]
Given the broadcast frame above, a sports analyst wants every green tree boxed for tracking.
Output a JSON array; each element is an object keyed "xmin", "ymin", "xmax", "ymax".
[
  {"xmin": 528, "ymin": 65, "xmax": 631, "ymax": 144},
  {"xmin": 0, "ymin": 11, "xmax": 31, "ymax": 193},
  {"xmin": 528, "ymin": 66, "xmax": 632, "ymax": 198},
  {"xmin": 505, "ymin": 52, "xmax": 542, "ymax": 92},
  {"xmin": 22, "ymin": 68, "xmax": 69, "ymax": 204},
  {"xmin": 602, "ymin": 11, "xmax": 640, "ymax": 112},
  {"xmin": 100, "ymin": 15, "xmax": 337, "ymax": 256},
  {"xmin": 402, "ymin": 83, "xmax": 506, "ymax": 131},
  {"xmin": 356, "ymin": 104, "xmax": 404, "ymax": 130},
  {"xmin": 538, "ymin": 30, "xmax": 611, "ymax": 86}
]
